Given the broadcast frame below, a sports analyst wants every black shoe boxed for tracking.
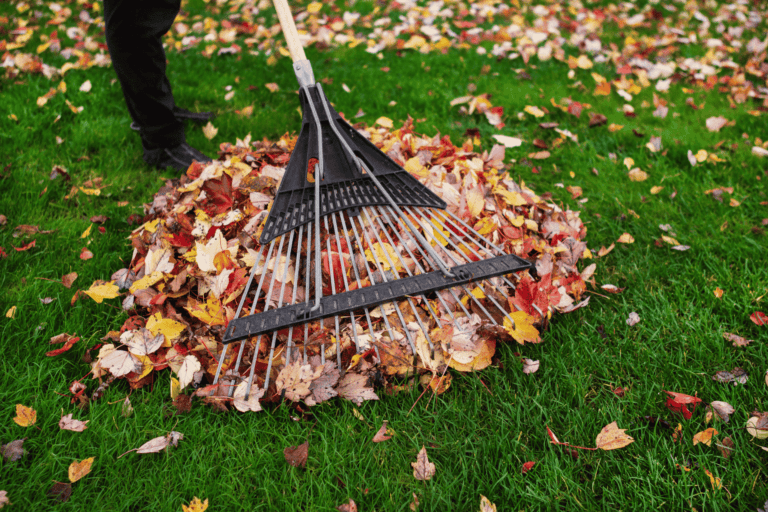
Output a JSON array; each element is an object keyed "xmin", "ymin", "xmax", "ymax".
[
  {"xmin": 130, "ymin": 107, "xmax": 215, "ymax": 131},
  {"xmin": 143, "ymin": 142, "xmax": 213, "ymax": 171}
]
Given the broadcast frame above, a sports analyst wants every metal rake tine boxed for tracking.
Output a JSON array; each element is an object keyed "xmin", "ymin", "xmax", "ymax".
[
  {"xmin": 379, "ymin": 205, "xmax": 462, "ymax": 329},
  {"xmin": 427, "ymin": 210, "xmax": 530, "ymax": 314},
  {"xmin": 348, "ymin": 212, "xmax": 404, "ymax": 356},
  {"xmin": 303, "ymin": 220, "xmax": 313, "ymax": 364},
  {"xmin": 323, "ymin": 214, "xmax": 343, "ymax": 371},
  {"xmin": 248, "ymin": 230, "xmax": 295, "ymax": 399},
  {"xmin": 212, "ymin": 242, "xmax": 268, "ymax": 389},
  {"xmin": 338, "ymin": 211, "xmax": 379, "ymax": 357},
  {"xmin": 331, "ymin": 212, "xmax": 362, "ymax": 356},
  {"xmin": 285, "ymin": 224, "xmax": 304, "ymax": 366},
  {"xmin": 362, "ymin": 207, "xmax": 434, "ymax": 353}
]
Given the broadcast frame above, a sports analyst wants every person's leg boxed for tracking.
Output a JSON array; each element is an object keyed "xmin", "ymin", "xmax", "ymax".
[{"xmin": 103, "ymin": 0, "xmax": 184, "ymax": 150}]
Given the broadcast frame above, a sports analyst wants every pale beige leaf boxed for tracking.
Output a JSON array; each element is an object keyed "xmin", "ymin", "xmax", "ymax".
[
  {"xmin": 202, "ymin": 121, "xmax": 218, "ymax": 140},
  {"xmin": 617, "ymin": 233, "xmax": 634, "ymax": 244},
  {"xmin": 411, "ymin": 446, "xmax": 436, "ymax": 481},
  {"xmin": 479, "ymin": 495, "xmax": 497, "ymax": 512},
  {"xmin": 177, "ymin": 354, "xmax": 201, "ymax": 390},
  {"xmin": 336, "ymin": 373, "xmax": 379, "ymax": 406},
  {"xmin": 595, "ymin": 422, "xmax": 634, "ymax": 450},
  {"xmin": 59, "ymin": 414, "xmax": 88, "ymax": 432},
  {"xmin": 100, "ymin": 349, "xmax": 141, "ymax": 378}
]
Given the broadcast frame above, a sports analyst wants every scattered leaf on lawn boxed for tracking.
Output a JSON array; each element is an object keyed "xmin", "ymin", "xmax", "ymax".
[
  {"xmin": 705, "ymin": 116, "xmax": 728, "ymax": 132},
  {"xmin": 59, "ymin": 414, "xmax": 88, "ymax": 432},
  {"xmin": 284, "ymin": 441, "xmax": 309, "ymax": 468},
  {"xmin": 182, "ymin": 497, "xmax": 209, "ymax": 512},
  {"xmin": 704, "ymin": 469, "xmax": 722, "ymax": 490},
  {"xmin": 1, "ymin": 439, "xmax": 26, "ymax": 462},
  {"xmin": 716, "ymin": 437, "xmax": 734, "ymax": 459},
  {"xmin": 617, "ymin": 233, "xmax": 634, "ymax": 244},
  {"xmin": 628, "ymin": 168, "xmax": 648, "ymax": 182},
  {"xmin": 0, "ymin": 490, "xmax": 8, "ymax": 508},
  {"xmin": 336, "ymin": 499, "xmax": 358, "ymax": 512},
  {"xmin": 412, "ymin": 446, "xmax": 436, "ymax": 481},
  {"xmin": 713, "ymin": 287, "xmax": 723, "ymax": 298},
  {"xmin": 522, "ymin": 358, "xmax": 540, "ymax": 374},
  {"xmin": 750, "ymin": 311, "xmax": 767, "ymax": 326},
  {"xmin": 491, "ymin": 135, "xmax": 522, "ymax": 148},
  {"xmin": 722, "ymin": 332, "xmax": 752, "ymax": 347},
  {"xmin": 626, "ymin": 312, "xmax": 640, "ymax": 326},
  {"xmin": 479, "ymin": 495, "xmax": 497, "ymax": 512},
  {"xmin": 83, "ymin": 281, "xmax": 119, "ymax": 303},
  {"xmin": 5, "ymin": 306, "xmax": 16, "ymax": 319},
  {"xmin": 336, "ymin": 373, "xmax": 379, "ymax": 405},
  {"xmin": 134, "ymin": 431, "xmax": 184, "ymax": 455},
  {"xmin": 373, "ymin": 421, "xmax": 392, "ymax": 443},
  {"xmin": 595, "ymin": 422, "xmax": 634, "ymax": 450},
  {"xmin": 521, "ymin": 461, "xmax": 536, "ymax": 474},
  {"xmin": 746, "ymin": 416, "xmax": 768, "ymax": 439},
  {"xmin": 80, "ymin": 247, "xmax": 93, "ymax": 260},
  {"xmin": 665, "ymin": 391, "xmax": 701, "ymax": 420},
  {"xmin": 693, "ymin": 428, "xmax": 718, "ymax": 446},
  {"xmin": 47, "ymin": 482, "xmax": 72, "ymax": 503},
  {"xmin": 202, "ymin": 122, "xmax": 218, "ymax": 140},
  {"xmin": 13, "ymin": 404, "xmax": 36, "ymax": 427},
  {"xmin": 68, "ymin": 457, "xmax": 94, "ymax": 483},
  {"xmin": 709, "ymin": 401, "xmax": 735, "ymax": 423},
  {"xmin": 503, "ymin": 311, "xmax": 541, "ymax": 344}
]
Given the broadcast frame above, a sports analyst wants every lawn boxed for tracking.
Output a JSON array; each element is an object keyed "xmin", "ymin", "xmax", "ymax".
[{"xmin": 1, "ymin": 0, "xmax": 767, "ymax": 510}]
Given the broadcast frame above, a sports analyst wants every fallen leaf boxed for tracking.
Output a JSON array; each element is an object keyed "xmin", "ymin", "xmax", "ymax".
[
  {"xmin": 665, "ymin": 391, "xmax": 701, "ymax": 420},
  {"xmin": 746, "ymin": 416, "xmax": 768, "ymax": 439},
  {"xmin": 750, "ymin": 311, "xmax": 767, "ymax": 326},
  {"xmin": 83, "ymin": 281, "xmax": 120, "ymax": 303},
  {"xmin": 284, "ymin": 441, "xmax": 308, "ymax": 468},
  {"xmin": 595, "ymin": 422, "xmax": 634, "ymax": 450},
  {"xmin": 1, "ymin": 439, "xmax": 26, "ymax": 462},
  {"xmin": 705, "ymin": 116, "xmax": 728, "ymax": 132},
  {"xmin": 336, "ymin": 499, "xmax": 358, "ymax": 512},
  {"xmin": 264, "ymin": 83, "xmax": 279, "ymax": 93},
  {"xmin": 521, "ymin": 461, "xmax": 536, "ymax": 474},
  {"xmin": 503, "ymin": 311, "xmax": 541, "ymax": 344},
  {"xmin": 100, "ymin": 349, "xmax": 141, "ymax": 378},
  {"xmin": 59, "ymin": 414, "xmax": 88, "ymax": 432},
  {"xmin": 491, "ymin": 135, "xmax": 522, "ymax": 148},
  {"xmin": 626, "ymin": 312, "xmax": 640, "ymax": 326},
  {"xmin": 411, "ymin": 446, "xmax": 436, "ymax": 481},
  {"xmin": 336, "ymin": 373, "xmax": 379, "ymax": 405},
  {"xmin": 182, "ymin": 497, "xmax": 209, "ymax": 512},
  {"xmin": 617, "ymin": 233, "xmax": 634, "ymax": 244},
  {"xmin": 47, "ymin": 482, "xmax": 72, "ymax": 503},
  {"xmin": 522, "ymin": 358, "xmax": 539, "ymax": 374},
  {"xmin": 716, "ymin": 437, "xmax": 734, "ymax": 459},
  {"xmin": 628, "ymin": 168, "xmax": 648, "ymax": 182},
  {"xmin": 713, "ymin": 287, "xmax": 723, "ymax": 298},
  {"xmin": 178, "ymin": 354, "xmax": 202, "ymax": 390},
  {"xmin": 693, "ymin": 428, "xmax": 718, "ymax": 446},
  {"xmin": 80, "ymin": 247, "xmax": 93, "ymax": 260},
  {"xmin": 704, "ymin": 469, "xmax": 722, "ymax": 490},
  {"xmin": 479, "ymin": 495, "xmax": 497, "ymax": 512},
  {"xmin": 13, "ymin": 404, "xmax": 36, "ymax": 427},
  {"xmin": 524, "ymin": 105, "xmax": 545, "ymax": 118},
  {"xmin": 0, "ymin": 490, "xmax": 8, "ymax": 508},
  {"xmin": 68, "ymin": 457, "xmax": 94, "ymax": 483},
  {"xmin": 375, "ymin": 117, "xmax": 393, "ymax": 128},
  {"xmin": 373, "ymin": 421, "xmax": 392, "ymax": 442},
  {"xmin": 202, "ymin": 122, "xmax": 218, "ymax": 140},
  {"xmin": 136, "ymin": 431, "xmax": 183, "ymax": 454},
  {"xmin": 709, "ymin": 401, "xmax": 735, "ymax": 423}
]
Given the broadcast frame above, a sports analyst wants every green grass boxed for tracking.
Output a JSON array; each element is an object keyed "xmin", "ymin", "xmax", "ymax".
[{"xmin": 1, "ymin": 0, "xmax": 768, "ymax": 510}]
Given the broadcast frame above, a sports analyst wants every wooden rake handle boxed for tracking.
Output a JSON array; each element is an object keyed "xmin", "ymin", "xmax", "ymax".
[{"xmin": 271, "ymin": 0, "xmax": 306, "ymax": 63}]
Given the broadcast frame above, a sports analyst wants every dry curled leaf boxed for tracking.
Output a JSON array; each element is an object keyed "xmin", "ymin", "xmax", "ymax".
[
  {"xmin": 1, "ymin": 439, "xmax": 26, "ymax": 462},
  {"xmin": 373, "ymin": 421, "xmax": 392, "ymax": 443},
  {"xmin": 723, "ymin": 332, "xmax": 753, "ymax": 347},
  {"xmin": 411, "ymin": 446, "xmax": 436, "ymax": 481}
]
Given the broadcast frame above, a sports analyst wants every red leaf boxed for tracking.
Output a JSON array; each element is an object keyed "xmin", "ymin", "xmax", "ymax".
[
  {"xmin": 46, "ymin": 336, "xmax": 80, "ymax": 357},
  {"xmin": 522, "ymin": 461, "xmax": 536, "ymax": 474},
  {"xmin": 202, "ymin": 175, "xmax": 234, "ymax": 216},
  {"xmin": 750, "ymin": 311, "xmax": 767, "ymax": 326},
  {"xmin": 664, "ymin": 391, "xmax": 701, "ymax": 420},
  {"xmin": 14, "ymin": 240, "xmax": 36, "ymax": 252},
  {"xmin": 0, "ymin": 246, "xmax": 7, "ymax": 258},
  {"xmin": 80, "ymin": 247, "xmax": 93, "ymax": 260},
  {"xmin": 567, "ymin": 101, "xmax": 582, "ymax": 118}
]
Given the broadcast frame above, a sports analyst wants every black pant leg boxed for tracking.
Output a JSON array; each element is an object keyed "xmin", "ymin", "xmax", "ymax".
[{"xmin": 104, "ymin": 0, "xmax": 185, "ymax": 149}]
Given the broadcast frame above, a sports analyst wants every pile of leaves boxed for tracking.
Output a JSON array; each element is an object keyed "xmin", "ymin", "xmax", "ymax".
[{"xmin": 72, "ymin": 117, "xmax": 593, "ymax": 410}]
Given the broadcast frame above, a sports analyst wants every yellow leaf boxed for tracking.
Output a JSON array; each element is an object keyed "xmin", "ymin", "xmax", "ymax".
[
  {"xmin": 128, "ymin": 271, "xmax": 165, "ymax": 294},
  {"xmin": 695, "ymin": 149, "xmax": 708, "ymax": 163},
  {"xmin": 202, "ymin": 122, "xmax": 218, "ymax": 140},
  {"xmin": 474, "ymin": 217, "xmax": 496, "ymax": 236},
  {"xmin": 594, "ymin": 81, "xmax": 611, "ymax": 96},
  {"xmin": 617, "ymin": 233, "xmax": 634, "ymax": 244},
  {"xmin": 185, "ymin": 294, "xmax": 227, "ymax": 326},
  {"xmin": 84, "ymin": 281, "xmax": 120, "ymax": 303},
  {"xmin": 375, "ymin": 117, "xmax": 393, "ymax": 129},
  {"xmin": 713, "ymin": 287, "xmax": 723, "ymax": 299},
  {"xmin": 524, "ymin": 105, "xmax": 545, "ymax": 118},
  {"xmin": 68, "ymin": 457, "xmax": 95, "ymax": 483},
  {"xmin": 6, "ymin": 306, "xmax": 17, "ymax": 319},
  {"xmin": 661, "ymin": 235, "xmax": 680, "ymax": 245},
  {"xmin": 623, "ymin": 157, "xmax": 634, "ymax": 169},
  {"xmin": 729, "ymin": 198, "xmax": 740, "ymax": 207},
  {"xmin": 591, "ymin": 72, "xmax": 606, "ymax": 84},
  {"xmin": 479, "ymin": 495, "xmax": 498, "ymax": 512},
  {"xmin": 495, "ymin": 189, "xmax": 527, "ymax": 207},
  {"xmin": 596, "ymin": 422, "xmax": 634, "ymax": 450},
  {"xmin": 80, "ymin": 225, "xmax": 92, "ymax": 239},
  {"xmin": 693, "ymin": 428, "xmax": 718, "ymax": 446},
  {"xmin": 142, "ymin": 219, "xmax": 161, "ymax": 233},
  {"xmin": 146, "ymin": 313, "xmax": 186, "ymax": 347},
  {"xmin": 78, "ymin": 187, "xmax": 101, "ymax": 196},
  {"xmin": 364, "ymin": 242, "xmax": 403, "ymax": 272},
  {"xmin": 704, "ymin": 469, "xmax": 722, "ymax": 490},
  {"xmin": 650, "ymin": 186, "xmax": 664, "ymax": 194},
  {"xmin": 13, "ymin": 404, "xmax": 36, "ymax": 427},
  {"xmin": 608, "ymin": 123, "xmax": 623, "ymax": 132},
  {"xmin": 306, "ymin": 2, "xmax": 322, "ymax": 13},
  {"xmin": 510, "ymin": 215, "xmax": 525, "ymax": 227},
  {"xmin": 404, "ymin": 157, "xmax": 428, "ymax": 180},
  {"xmin": 576, "ymin": 54, "xmax": 593, "ymax": 69},
  {"xmin": 170, "ymin": 377, "xmax": 181, "ymax": 401},
  {"xmin": 466, "ymin": 187, "xmax": 484, "ymax": 217},
  {"xmin": 503, "ymin": 311, "xmax": 541, "ymax": 344}
]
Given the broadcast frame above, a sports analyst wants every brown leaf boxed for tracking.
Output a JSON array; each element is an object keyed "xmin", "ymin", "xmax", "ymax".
[
  {"xmin": 595, "ymin": 422, "xmax": 634, "ymax": 450},
  {"xmin": 173, "ymin": 395, "xmax": 192, "ymax": 415},
  {"xmin": 336, "ymin": 499, "xmax": 358, "ymax": 512},
  {"xmin": 709, "ymin": 401, "xmax": 735, "ymax": 423},
  {"xmin": 373, "ymin": 421, "xmax": 392, "ymax": 443},
  {"xmin": 276, "ymin": 361, "xmax": 317, "ymax": 402},
  {"xmin": 409, "ymin": 493, "xmax": 420, "ymax": 511},
  {"xmin": 336, "ymin": 373, "xmax": 379, "ymax": 406},
  {"xmin": 1, "ymin": 439, "xmax": 26, "ymax": 462},
  {"xmin": 411, "ymin": 446, "xmax": 436, "ymax": 481},
  {"xmin": 284, "ymin": 441, "xmax": 309, "ymax": 468},
  {"xmin": 59, "ymin": 414, "xmax": 89, "ymax": 432},
  {"xmin": 589, "ymin": 113, "xmax": 607, "ymax": 127},
  {"xmin": 47, "ymin": 482, "xmax": 72, "ymax": 503},
  {"xmin": 68, "ymin": 457, "xmax": 94, "ymax": 483},
  {"xmin": 716, "ymin": 437, "xmax": 734, "ymax": 459}
]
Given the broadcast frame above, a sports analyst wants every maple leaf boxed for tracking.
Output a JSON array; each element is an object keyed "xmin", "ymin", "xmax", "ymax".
[
  {"xmin": 1, "ymin": 439, "xmax": 26, "ymax": 462},
  {"xmin": 595, "ymin": 422, "xmax": 634, "ymax": 450},
  {"xmin": 503, "ymin": 311, "xmax": 541, "ymax": 344},
  {"xmin": 479, "ymin": 495, "xmax": 497, "ymax": 512},
  {"xmin": 202, "ymin": 122, "xmax": 218, "ymax": 140},
  {"xmin": 232, "ymin": 382, "xmax": 265, "ymax": 413},
  {"xmin": 336, "ymin": 373, "xmax": 379, "ymax": 405},
  {"xmin": 46, "ymin": 333, "xmax": 80, "ymax": 357},
  {"xmin": 373, "ymin": 421, "xmax": 392, "ymax": 443},
  {"xmin": 13, "ymin": 404, "xmax": 36, "ymax": 427},
  {"xmin": 83, "ymin": 281, "xmax": 120, "ymax": 303},
  {"xmin": 68, "ymin": 457, "xmax": 95, "ymax": 483},
  {"xmin": 521, "ymin": 461, "xmax": 536, "ymax": 474},
  {"xmin": 183, "ymin": 497, "xmax": 209, "ymax": 512},
  {"xmin": 101, "ymin": 349, "xmax": 141, "ymax": 377},
  {"xmin": 411, "ymin": 446, "xmax": 436, "ymax": 481},
  {"xmin": 276, "ymin": 362, "xmax": 317, "ymax": 402},
  {"xmin": 664, "ymin": 391, "xmax": 701, "ymax": 420}
]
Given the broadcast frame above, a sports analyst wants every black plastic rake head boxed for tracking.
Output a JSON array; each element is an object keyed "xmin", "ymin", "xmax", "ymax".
[{"xmin": 259, "ymin": 83, "xmax": 447, "ymax": 244}]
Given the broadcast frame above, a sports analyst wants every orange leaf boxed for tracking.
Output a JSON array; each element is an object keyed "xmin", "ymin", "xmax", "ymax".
[
  {"xmin": 13, "ymin": 404, "xmax": 37, "ymax": 427},
  {"xmin": 693, "ymin": 428, "xmax": 718, "ymax": 446},
  {"xmin": 68, "ymin": 457, "xmax": 94, "ymax": 483}
]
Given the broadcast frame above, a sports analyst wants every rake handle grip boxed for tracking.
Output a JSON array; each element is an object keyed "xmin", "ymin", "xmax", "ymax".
[{"xmin": 271, "ymin": 0, "xmax": 306, "ymax": 62}]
